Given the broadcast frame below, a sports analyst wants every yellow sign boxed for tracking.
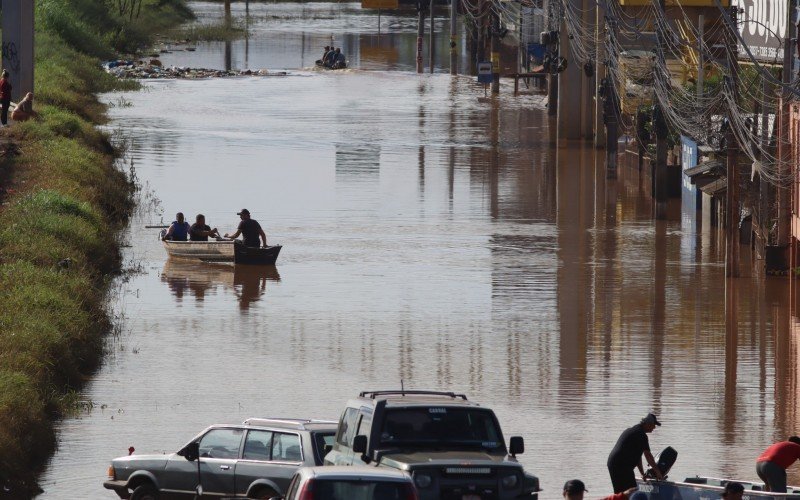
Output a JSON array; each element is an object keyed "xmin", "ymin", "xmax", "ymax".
[{"xmin": 362, "ymin": 0, "xmax": 399, "ymax": 9}]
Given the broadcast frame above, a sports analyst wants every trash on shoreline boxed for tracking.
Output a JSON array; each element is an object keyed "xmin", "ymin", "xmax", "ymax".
[{"xmin": 102, "ymin": 60, "xmax": 287, "ymax": 80}]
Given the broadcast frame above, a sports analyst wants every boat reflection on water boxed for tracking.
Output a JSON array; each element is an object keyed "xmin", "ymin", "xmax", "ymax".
[{"xmin": 161, "ymin": 259, "xmax": 280, "ymax": 310}]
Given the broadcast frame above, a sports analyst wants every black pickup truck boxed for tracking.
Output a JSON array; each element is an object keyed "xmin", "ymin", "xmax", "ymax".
[{"xmin": 324, "ymin": 390, "xmax": 539, "ymax": 500}]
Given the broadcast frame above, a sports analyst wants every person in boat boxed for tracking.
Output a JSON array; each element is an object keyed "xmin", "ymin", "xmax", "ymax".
[
  {"xmin": 562, "ymin": 479, "xmax": 638, "ymax": 500},
  {"xmin": 332, "ymin": 48, "xmax": 346, "ymax": 69},
  {"xmin": 224, "ymin": 208, "xmax": 267, "ymax": 248},
  {"xmin": 189, "ymin": 214, "xmax": 220, "ymax": 241},
  {"xmin": 10, "ymin": 92, "xmax": 35, "ymax": 122},
  {"xmin": 324, "ymin": 47, "xmax": 337, "ymax": 67},
  {"xmin": 607, "ymin": 413, "xmax": 664, "ymax": 493},
  {"xmin": 756, "ymin": 436, "xmax": 800, "ymax": 493},
  {"xmin": 162, "ymin": 212, "xmax": 191, "ymax": 241},
  {"xmin": 721, "ymin": 482, "xmax": 744, "ymax": 500},
  {"xmin": 318, "ymin": 46, "xmax": 331, "ymax": 66}
]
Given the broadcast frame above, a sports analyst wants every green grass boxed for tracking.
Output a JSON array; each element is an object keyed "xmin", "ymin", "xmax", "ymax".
[
  {"xmin": 169, "ymin": 19, "xmax": 248, "ymax": 42},
  {"xmin": 0, "ymin": 0, "xmax": 193, "ymax": 494}
]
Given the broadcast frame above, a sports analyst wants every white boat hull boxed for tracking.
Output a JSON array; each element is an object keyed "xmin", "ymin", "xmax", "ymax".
[{"xmin": 162, "ymin": 240, "xmax": 235, "ymax": 262}]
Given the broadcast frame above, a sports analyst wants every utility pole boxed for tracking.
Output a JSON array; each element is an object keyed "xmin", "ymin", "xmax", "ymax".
[
  {"xmin": 725, "ymin": 6, "xmax": 740, "ymax": 278},
  {"xmin": 450, "ymin": 0, "xmax": 458, "ymax": 74},
  {"xmin": 417, "ymin": 0, "xmax": 426, "ymax": 73},
  {"xmin": 594, "ymin": 2, "xmax": 606, "ymax": 147},
  {"xmin": 776, "ymin": 8, "xmax": 795, "ymax": 249},
  {"xmin": 602, "ymin": 17, "xmax": 618, "ymax": 177},
  {"xmin": 491, "ymin": 11, "xmax": 500, "ymax": 94},
  {"xmin": 1, "ymin": 0, "xmax": 35, "ymax": 98},
  {"xmin": 430, "ymin": 0, "xmax": 435, "ymax": 73},
  {"xmin": 546, "ymin": 0, "xmax": 558, "ymax": 116},
  {"xmin": 653, "ymin": 0, "xmax": 668, "ymax": 219},
  {"xmin": 697, "ymin": 14, "xmax": 704, "ymax": 102}
]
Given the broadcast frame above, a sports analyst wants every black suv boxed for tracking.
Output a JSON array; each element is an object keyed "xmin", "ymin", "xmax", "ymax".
[{"xmin": 324, "ymin": 390, "xmax": 539, "ymax": 499}]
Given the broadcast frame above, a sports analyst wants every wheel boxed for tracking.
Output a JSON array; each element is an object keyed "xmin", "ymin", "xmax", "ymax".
[
  {"xmin": 249, "ymin": 487, "xmax": 277, "ymax": 499},
  {"xmin": 130, "ymin": 483, "xmax": 160, "ymax": 500}
]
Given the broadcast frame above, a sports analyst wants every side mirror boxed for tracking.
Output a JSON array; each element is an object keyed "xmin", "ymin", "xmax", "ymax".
[
  {"xmin": 182, "ymin": 442, "xmax": 200, "ymax": 461},
  {"xmin": 352, "ymin": 435, "xmax": 367, "ymax": 454},
  {"xmin": 509, "ymin": 436, "xmax": 524, "ymax": 456}
]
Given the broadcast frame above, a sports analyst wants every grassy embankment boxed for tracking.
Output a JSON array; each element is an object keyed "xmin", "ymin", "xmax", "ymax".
[{"xmin": 0, "ymin": 0, "xmax": 192, "ymax": 495}]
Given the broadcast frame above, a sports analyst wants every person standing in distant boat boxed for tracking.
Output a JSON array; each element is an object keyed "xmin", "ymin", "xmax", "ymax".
[
  {"xmin": 756, "ymin": 436, "xmax": 800, "ymax": 492},
  {"xmin": 163, "ymin": 212, "xmax": 191, "ymax": 241},
  {"xmin": 0, "ymin": 70, "xmax": 12, "ymax": 127},
  {"xmin": 189, "ymin": 214, "xmax": 220, "ymax": 241},
  {"xmin": 607, "ymin": 414, "xmax": 664, "ymax": 493},
  {"xmin": 225, "ymin": 209, "xmax": 267, "ymax": 248},
  {"xmin": 333, "ymin": 48, "xmax": 346, "ymax": 69}
]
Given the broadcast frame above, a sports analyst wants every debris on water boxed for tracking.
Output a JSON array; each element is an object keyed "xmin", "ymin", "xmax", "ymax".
[{"xmin": 102, "ymin": 60, "xmax": 287, "ymax": 80}]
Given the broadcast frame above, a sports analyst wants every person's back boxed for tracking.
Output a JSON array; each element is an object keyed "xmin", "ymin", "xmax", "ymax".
[
  {"xmin": 335, "ymin": 51, "xmax": 346, "ymax": 66},
  {"xmin": 758, "ymin": 441, "xmax": 800, "ymax": 469},
  {"xmin": 324, "ymin": 48, "xmax": 336, "ymax": 66},
  {"xmin": 757, "ymin": 437, "xmax": 800, "ymax": 492},
  {"xmin": 239, "ymin": 218, "xmax": 263, "ymax": 247},
  {"xmin": 608, "ymin": 424, "xmax": 648, "ymax": 468},
  {"xmin": 170, "ymin": 219, "xmax": 190, "ymax": 241}
]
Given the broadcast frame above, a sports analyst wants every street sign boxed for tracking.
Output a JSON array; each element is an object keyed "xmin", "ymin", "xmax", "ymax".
[
  {"xmin": 362, "ymin": 0, "xmax": 398, "ymax": 9},
  {"xmin": 477, "ymin": 62, "xmax": 493, "ymax": 84},
  {"xmin": 732, "ymin": 0, "xmax": 796, "ymax": 61}
]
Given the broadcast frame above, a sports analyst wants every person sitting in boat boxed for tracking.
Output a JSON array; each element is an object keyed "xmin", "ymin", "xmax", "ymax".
[
  {"xmin": 162, "ymin": 212, "xmax": 191, "ymax": 241},
  {"xmin": 332, "ymin": 48, "xmax": 346, "ymax": 69},
  {"xmin": 721, "ymin": 482, "xmax": 744, "ymax": 500},
  {"xmin": 324, "ymin": 47, "xmax": 337, "ymax": 67},
  {"xmin": 189, "ymin": 214, "xmax": 220, "ymax": 241},
  {"xmin": 224, "ymin": 208, "xmax": 267, "ymax": 248},
  {"xmin": 756, "ymin": 436, "xmax": 800, "ymax": 493},
  {"xmin": 562, "ymin": 479, "xmax": 639, "ymax": 500},
  {"xmin": 318, "ymin": 46, "xmax": 332, "ymax": 66}
]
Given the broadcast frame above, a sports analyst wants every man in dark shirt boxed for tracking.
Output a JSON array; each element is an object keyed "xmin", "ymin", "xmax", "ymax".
[
  {"xmin": 224, "ymin": 208, "xmax": 267, "ymax": 248},
  {"xmin": 607, "ymin": 413, "xmax": 664, "ymax": 493},
  {"xmin": 189, "ymin": 214, "xmax": 220, "ymax": 241}
]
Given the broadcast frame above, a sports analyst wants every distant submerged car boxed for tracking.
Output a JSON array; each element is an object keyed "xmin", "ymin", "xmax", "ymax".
[{"xmin": 103, "ymin": 418, "xmax": 336, "ymax": 500}]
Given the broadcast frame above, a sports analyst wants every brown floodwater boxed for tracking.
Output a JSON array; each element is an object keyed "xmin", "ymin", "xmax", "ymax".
[{"xmin": 37, "ymin": 1, "xmax": 800, "ymax": 497}]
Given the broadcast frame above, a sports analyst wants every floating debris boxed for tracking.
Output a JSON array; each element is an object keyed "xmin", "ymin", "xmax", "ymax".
[{"xmin": 101, "ymin": 60, "xmax": 286, "ymax": 80}]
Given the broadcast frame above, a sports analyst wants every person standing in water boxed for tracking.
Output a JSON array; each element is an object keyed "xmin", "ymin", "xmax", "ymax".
[{"xmin": 607, "ymin": 414, "xmax": 664, "ymax": 493}]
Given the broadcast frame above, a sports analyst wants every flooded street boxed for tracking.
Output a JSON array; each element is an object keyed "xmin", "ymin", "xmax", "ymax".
[{"xmin": 38, "ymin": 1, "xmax": 800, "ymax": 497}]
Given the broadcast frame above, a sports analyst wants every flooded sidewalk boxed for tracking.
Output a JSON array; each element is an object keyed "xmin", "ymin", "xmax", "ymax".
[{"xmin": 37, "ymin": 1, "xmax": 799, "ymax": 497}]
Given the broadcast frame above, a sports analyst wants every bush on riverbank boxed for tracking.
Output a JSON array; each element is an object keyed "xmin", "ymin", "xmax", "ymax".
[{"xmin": 0, "ymin": 0, "xmax": 193, "ymax": 495}]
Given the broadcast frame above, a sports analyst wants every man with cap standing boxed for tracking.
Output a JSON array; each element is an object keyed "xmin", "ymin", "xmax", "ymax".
[
  {"xmin": 225, "ymin": 209, "xmax": 267, "ymax": 248},
  {"xmin": 606, "ymin": 413, "xmax": 664, "ymax": 493}
]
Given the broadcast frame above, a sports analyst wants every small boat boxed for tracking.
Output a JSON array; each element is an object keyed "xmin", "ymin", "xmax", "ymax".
[
  {"xmin": 315, "ymin": 60, "xmax": 347, "ymax": 69},
  {"xmin": 162, "ymin": 239, "xmax": 234, "ymax": 262},
  {"xmin": 636, "ymin": 477, "xmax": 800, "ymax": 499},
  {"xmin": 162, "ymin": 236, "xmax": 282, "ymax": 265}
]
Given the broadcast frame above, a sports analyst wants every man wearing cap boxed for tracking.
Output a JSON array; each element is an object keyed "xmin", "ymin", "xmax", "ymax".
[
  {"xmin": 756, "ymin": 436, "xmax": 800, "ymax": 492},
  {"xmin": 721, "ymin": 482, "xmax": 744, "ymax": 500},
  {"xmin": 606, "ymin": 413, "xmax": 664, "ymax": 493},
  {"xmin": 224, "ymin": 209, "xmax": 267, "ymax": 248},
  {"xmin": 563, "ymin": 479, "xmax": 638, "ymax": 500}
]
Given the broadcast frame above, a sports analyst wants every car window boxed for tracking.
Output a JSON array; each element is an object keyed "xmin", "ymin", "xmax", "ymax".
[
  {"xmin": 337, "ymin": 408, "xmax": 359, "ymax": 446},
  {"xmin": 313, "ymin": 432, "xmax": 336, "ymax": 465},
  {"xmin": 243, "ymin": 430, "xmax": 272, "ymax": 460},
  {"xmin": 272, "ymin": 432, "xmax": 302, "ymax": 462},
  {"xmin": 312, "ymin": 480, "xmax": 412, "ymax": 500},
  {"xmin": 356, "ymin": 413, "xmax": 372, "ymax": 438},
  {"xmin": 199, "ymin": 428, "xmax": 243, "ymax": 459}
]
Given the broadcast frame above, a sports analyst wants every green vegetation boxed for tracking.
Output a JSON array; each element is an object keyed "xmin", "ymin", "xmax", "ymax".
[
  {"xmin": 169, "ymin": 19, "xmax": 248, "ymax": 42},
  {"xmin": 0, "ymin": 0, "xmax": 193, "ymax": 494}
]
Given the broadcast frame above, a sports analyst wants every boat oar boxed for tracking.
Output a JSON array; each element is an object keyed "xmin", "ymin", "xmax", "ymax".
[{"xmin": 145, "ymin": 225, "xmax": 169, "ymax": 229}]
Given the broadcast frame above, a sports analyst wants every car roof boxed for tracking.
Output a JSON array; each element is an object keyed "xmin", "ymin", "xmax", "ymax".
[
  {"xmin": 303, "ymin": 466, "xmax": 412, "ymax": 481},
  {"xmin": 239, "ymin": 418, "xmax": 338, "ymax": 431},
  {"xmin": 353, "ymin": 391, "xmax": 481, "ymax": 408}
]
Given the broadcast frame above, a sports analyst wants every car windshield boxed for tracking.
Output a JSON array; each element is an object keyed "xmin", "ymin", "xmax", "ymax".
[
  {"xmin": 310, "ymin": 479, "xmax": 411, "ymax": 500},
  {"xmin": 379, "ymin": 408, "xmax": 502, "ymax": 449}
]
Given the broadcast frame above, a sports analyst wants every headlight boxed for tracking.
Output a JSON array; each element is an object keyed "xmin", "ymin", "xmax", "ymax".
[
  {"xmin": 414, "ymin": 473, "xmax": 432, "ymax": 488},
  {"xmin": 501, "ymin": 474, "xmax": 519, "ymax": 489}
]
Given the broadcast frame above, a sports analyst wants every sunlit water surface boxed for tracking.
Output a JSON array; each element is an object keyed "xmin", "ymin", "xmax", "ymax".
[{"xmin": 37, "ymin": 1, "xmax": 800, "ymax": 498}]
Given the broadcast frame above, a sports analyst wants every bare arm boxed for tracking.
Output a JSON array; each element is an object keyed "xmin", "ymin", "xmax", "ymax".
[
  {"xmin": 162, "ymin": 223, "xmax": 175, "ymax": 240},
  {"xmin": 224, "ymin": 229, "xmax": 242, "ymax": 239},
  {"xmin": 259, "ymin": 227, "xmax": 267, "ymax": 247}
]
